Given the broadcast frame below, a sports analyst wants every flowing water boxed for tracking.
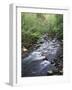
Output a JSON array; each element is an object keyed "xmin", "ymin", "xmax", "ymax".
[{"xmin": 22, "ymin": 36, "xmax": 62, "ymax": 77}]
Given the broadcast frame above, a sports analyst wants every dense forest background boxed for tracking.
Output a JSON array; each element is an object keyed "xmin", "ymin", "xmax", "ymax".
[{"xmin": 21, "ymin": 12, "xmax": 63, "ymax": 52}]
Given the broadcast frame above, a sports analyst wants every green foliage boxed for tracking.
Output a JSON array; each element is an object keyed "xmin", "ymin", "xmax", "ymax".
[
  {"xmin": 55, "ymin": 15, "xmax": 63, "ymax": 40},
  {"xmin": 21, "ymin": 12, "xmax": 63, "ymax": 50}
]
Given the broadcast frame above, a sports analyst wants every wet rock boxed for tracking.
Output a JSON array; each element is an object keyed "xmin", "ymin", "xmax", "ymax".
[
  {"xmin": 52, "ymin": 38, "xmax": 56, "ymax": 43},
  {"xmin": 35, "ymin": 44, "xmax": 40, "ymax": 49},
  {"xmin": 59, "ymin": 70, "xmax": 63, "ymax": 75},
  {"xmin": 47, "ymin": 70, "xmax": 53, "ymax": 75},
  {"xmin": 53, "ymin": 69, "xmax": 59, "ymax": 74},
  {"xmin": 51, "ymin": 61, "xmax": 55, "ymax": 65}
]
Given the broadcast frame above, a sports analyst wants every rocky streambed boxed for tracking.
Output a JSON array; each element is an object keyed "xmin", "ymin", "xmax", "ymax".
[{"xmin": 22, "ymin": 35, "xmax": 63, "ymax": 77}]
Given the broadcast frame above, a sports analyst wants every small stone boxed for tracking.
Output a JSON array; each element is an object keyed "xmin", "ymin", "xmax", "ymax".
[
  {"xmin": 59, "ymin": 70, "xmax": 63, "ymax": 75},
  {"xmin": 47, "ymin": 70, "xmax": 53, "ymax": 75},
  {"xmin": 51, "ymin": 61, "xmax": 55, "ymax": 64}
]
